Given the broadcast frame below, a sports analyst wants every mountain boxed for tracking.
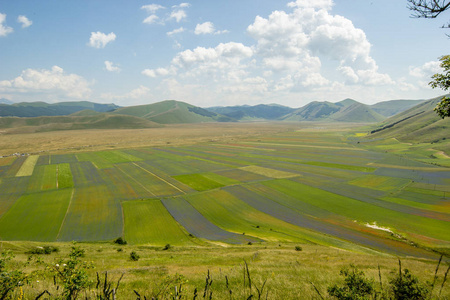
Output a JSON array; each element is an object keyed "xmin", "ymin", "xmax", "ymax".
[
  {"xmin": 0, "ymin": 113, "xmax": 162, "ymax": 134},
  {"xmin": 112, "ymin": 100, "xmax": 234, "ymax": 124},
  {"xmin": 0, "ymin": 101, "xmax": 119, "ymax": 117},
  {"xmin": 369, "ymin": 95, "xmax": 450, "ymax": 143},
  {"xmin": 370, "ymin": 99, "xmax": 426, "ymax": 117},
  {"xmin": 206, "ymin": 104, "xmax": 295, "ymax": 121},
  {"xmin": 0, "ymin": 98, "xmax": 13, "ymax": 105},
  {"xmin": 281, "ymin": 99, "xmax": 385, "ymax": 123}
]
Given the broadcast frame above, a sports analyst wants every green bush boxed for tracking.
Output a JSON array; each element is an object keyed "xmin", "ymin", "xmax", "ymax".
[
  {"xmin": 389, "ymin": 268, "xmax": 429, "ymax": 300},
  {"xmin": 26, "ymin": 245, "xmax": 59, "ymax": 255},
  {"xmin": 295, "ymin": 246, "xmax": 302, "ymax": 251},
  {"xmin": 130, "ymin": 251, "xmax": 140, "ymax": 261},
  {"xmin": 328, "ymin": 265, "xmax": 375, "ymax": 300},
  {"xmin": 113, "ymin": 237, "xmax": 127, "ymax": 245}
]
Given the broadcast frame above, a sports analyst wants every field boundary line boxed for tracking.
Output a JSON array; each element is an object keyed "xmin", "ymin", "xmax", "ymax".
[
  {"xmin": 116, "ymin": 165, "xmax": 157, "ymax": 197},
  {"xmin": 243, "ymin": 142, "xmax": 367, "ymax": 151},
  {"xmin": 132, "ymin": 162, "xmax": 186, "ymax": 194},
  {"xmin": 56, "ymin": 188, "xmax": 75, "ymax": 241}
]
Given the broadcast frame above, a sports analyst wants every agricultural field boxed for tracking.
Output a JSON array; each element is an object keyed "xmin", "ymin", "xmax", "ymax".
[{"xmin": 0, "ymin": 123, "xmax": 449, "ymax": 260}]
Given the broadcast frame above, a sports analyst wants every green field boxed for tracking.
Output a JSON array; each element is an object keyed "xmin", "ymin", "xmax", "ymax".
[{"xmin": 0, "ymin": 124, "xmax": 448, "ymax": 258}]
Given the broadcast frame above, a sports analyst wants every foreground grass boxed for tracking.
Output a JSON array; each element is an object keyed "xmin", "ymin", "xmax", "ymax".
[{"xmin": 1, "ymin": 241, "xmax": 449, "ymax": 299}]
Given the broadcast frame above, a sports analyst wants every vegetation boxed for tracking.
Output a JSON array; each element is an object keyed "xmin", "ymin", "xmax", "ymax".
[{"xmin": 430, "ymin": 55, "xmax": 450, "ymax": 118}]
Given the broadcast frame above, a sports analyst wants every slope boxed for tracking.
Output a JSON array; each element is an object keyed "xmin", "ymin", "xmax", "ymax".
[
  {"xmin": 370, "ymin": 99, "xmax": 426, "ymax": 117},
  {"xmin": 0, "ymin": 114, "xmax": 162, "ymax": 134},
  {"xmin": 0, "ymin": 101, "xmax": 119, "ymax": 117},
  {"xmin": 281, "ymin": 99, "xmax": 384, "ymax": 123},
  {"xmin": 207, "ymin": 104, "xmax": 295, "ymax": 121},
  {"xmin": 369, "ymin": 95, "xmax": 450, "ymax": 143},
  {"xmin": 112, "ymin": 100, "xmax": 234, "ymax": 124}
]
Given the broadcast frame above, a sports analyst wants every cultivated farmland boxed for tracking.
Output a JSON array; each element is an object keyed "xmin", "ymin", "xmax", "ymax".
[{"xmin": 0, "ymin": 123, "xmax": 448, "ymax": 258}]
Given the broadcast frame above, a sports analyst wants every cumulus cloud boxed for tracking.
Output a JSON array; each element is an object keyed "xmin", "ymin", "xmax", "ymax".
[
  {"xmin": 88, "ymin": 31, "xmax": 116, "ymax": 48},
  {"xmin": 194, "ymin": 22, "xmax": 228, "ymax": 35},
  {"xmin": 141, "ymin": 4, "xmax": 165, "ymax": 13},
  {"xmin": 17, "ymin": 15, "xmax": 32, "ymax": 28},
  {"xmin": 170, "ymin": 10, "xmax": 187, "ymax": 22},
  {"xmin": 409, "ymin": 61, "xmax": 441, "ymax": 78},
  {"xmin": 142, "ymin": 67, "xmax": 171, "ymax": 78},
  {"xmin": 104, "ymin": 61, "xmax": 120, "ymax": 72},
  {"xmin": 0, "ymin": 13, "xmax": 13, "ymax": 37},
  {"xmin": 0, "ymin": 66, "xmax": 91, "ymax": 99},
  {"xmin": 143, "ymin": 15, "xmax": 160, "ymax": 24},
  {"xmin": 195, "ymin": 22, "xmax": 214, "ymax": 35},
  {"xmin": 246, "ymin": 2, "xmax": 392, "ymax": 87},
  {"xmin": 167, "ymin": 27, "xmax": 185, "ymax": 36}
]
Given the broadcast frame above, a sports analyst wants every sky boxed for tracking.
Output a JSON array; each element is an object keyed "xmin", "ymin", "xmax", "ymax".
[{"xmin": 0, "ymin": 0, "xmax": 449, "ymax": 108}]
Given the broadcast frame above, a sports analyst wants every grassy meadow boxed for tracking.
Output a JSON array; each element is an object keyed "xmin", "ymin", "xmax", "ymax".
[{"xmin": 0, "ymin": 122, "xmax": 449, "ymax": 298}]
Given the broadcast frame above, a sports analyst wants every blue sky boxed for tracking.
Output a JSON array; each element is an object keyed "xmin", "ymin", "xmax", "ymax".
[{"xmin": 0, "ymin": 0, "xmax": 449, "ymax": 107}]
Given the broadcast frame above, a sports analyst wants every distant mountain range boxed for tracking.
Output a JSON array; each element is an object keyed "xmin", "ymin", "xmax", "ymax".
[
  {"xmin": 0, "ymin": 97, "xmax": 435, "ymax": 134},
  {"xmin": 0, "ymin": 101, "xmax": 119, "ymax": 117}
]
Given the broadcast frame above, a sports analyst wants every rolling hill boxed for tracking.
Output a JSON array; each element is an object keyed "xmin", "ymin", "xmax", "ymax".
[
  {"xmin": 280, "ymin": 99, "xmax": 385, "ymax": 123},
  {"xmin": 0, "ymin": 101, "xmax": 119, "ymax": 117},
  {"xmin": 0, "ymin": 113, "xmax": 162, "ymax": 133},
  {"xmin": 207, "ymin": 104, "xmax": 295, "ymax": 121},
  {"xmin": 112, "ymin": 100, "xmax": 234, "ymax": 124},
  {"xmin": 368, "ymin": 94, "xmax": 450, "ymax": 143},
  {"xmin": 370, "ymin": 99, "xmax": 425, "ymax": 117}
]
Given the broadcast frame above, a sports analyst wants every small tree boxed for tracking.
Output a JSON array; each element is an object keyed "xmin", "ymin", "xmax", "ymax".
[
  {"xmin": 0, "ymin": 251, "xmax": 26, "ymax": 300},
  {"xmin": 389, "ymin": 268, "xmax": 429, "ymax": 300},
  {"xmin": 430, "ymin": 55, "xmax": 450, "ymax": 118},
  {"xmin": 328, "ymin": 265, "xmax": 375, "ymax": 300},
  {"xmin": 129, "ymin": 251, "xmax": 140, "ymax": 261},
  {"xmin": 48, "ymin": 246, "xmax": 93, "ymax": 300}
]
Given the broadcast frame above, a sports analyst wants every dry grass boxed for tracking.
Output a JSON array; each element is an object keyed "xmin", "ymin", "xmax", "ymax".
[{"xmin": 0, "ymin": 122, "xmax": 304, "ymax": 156}]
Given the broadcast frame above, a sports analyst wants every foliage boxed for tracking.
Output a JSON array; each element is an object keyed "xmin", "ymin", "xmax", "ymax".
[
  {"xmin": 327, "ymin": 265, "xmax": 375, "ymax": 300},
  {"xmin": 162, "ymin": 244, "xmax": 171, "ymax": 251},
  {"xmin": 113, "ymin": 237, "xmax": 127, "ymax": 245},
  {"xmin": 295, "ymin": 246, "xmax": 302, "ymax": 251},
  {"xmin": 129, "ymin": 251, "xmax": 140, "ymax": 261},
  {"xmin": 47, "ymin": 246, "xmax": 92, "ymax": 300},
  {"xmin": 389, "ymin": 268, "xmax": 429, "ymax": 300},
  {"xmin": 430, "ymin": 55, "xmax": 450, "ymax": 118},
  {"xmin": 0, "ymin": 251, "xmax": 27, "ymax": 300},
  {"xmin": 26, "ymin": 245, "xmax": 59, "ymax": 255}
]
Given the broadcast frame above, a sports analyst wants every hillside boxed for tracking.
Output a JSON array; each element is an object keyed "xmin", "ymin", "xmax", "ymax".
[
  {"xmin": 281, "ymin": 99, "xmax": 385, "ymax": 122},
  {"xmin": 0, "ymin": 101, "xmax": 119, "ymax": 117},
  {"xmin": 113, "ymin": 100, "xmax": 234, "ymax": 124},
  {"xmin": 370, "ymin": 99, "xmax": 425, "ymax": 117},
  {"xmin": 369, "ymin": 95, "xmax": 450, "ymax": 143},
  {"xmin": 0, "ymin": 113, "xmax": 162, "ymax": 133},
  {"xmin": 207, "ymin": 104, "xmax": 295, "ymax": 121}
]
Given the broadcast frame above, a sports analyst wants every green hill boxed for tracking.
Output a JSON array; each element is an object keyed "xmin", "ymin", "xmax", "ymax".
[
  {"xmin": 0, "ymin": 114, "xmax": 162, "ymax": 133},
  {"xmin": 113, "ymin": 100, "xmax": 234, "ymax": 124},
  {"xmin": 281, "ymin": 99, "xmax": 384, "ymax": 123},
  {"xmin": 206, "ymin": 104, "xmax": 295, "ymax": 121},
  {"xmin": 370, "ymin": 99, "xmax": 426, "ymax": 117},
  {"xmin": 0, "ymin": 101, "xmax": 119, "ymax": 117},
  {"xmin": 369, "ymin": 95, "xmax": 450, "ymax": 143}
]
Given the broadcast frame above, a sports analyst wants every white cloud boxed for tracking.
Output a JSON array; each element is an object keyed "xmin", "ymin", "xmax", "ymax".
[
  {"xmin": 167, "ymin": 27, "xmax": 185, "ymax": 36},
  {"xmin": 173, "ymin": 3, "xmax": 191, "ymax": 8},
  {"xmin": 170, "ymin": 10, "xmax": 187, "ymax": 22},
  {"xmin": 104, "ymin": 61, "xmax": 121, "ymax": 72},
  {"xmin": 141, "ymin": 4, "xmax": 165, "ymax": 13},
  {"xmin": 0, "ymin": 66, "xmax": 92, "ymax": 100},
  {"xmin": 409, "ymin": 61, "xmax": 441, "ymax": 78},
  {"xmin": 143, "ymin": 15, "xmax": 159, "ymax": 24},
  {"xmin": 195, "ymin": 22, "xmax": 215, "ymax": 35},
  {"xmin": 142, "ymin": 67, "xmax": 171, "ymax": 78},
  {"xmin": 0, "ymin": 13, "xmax": 13, "ymax": 37},
  {"xmin": 88, "ymin": 31, "xmax": 116, "ymax": 48},
  {"xmin": 101, "ymin": 85, "xmax": 151, "ymax": 101},
  {"xmin": 17, "ymin": 15, "xmax": 32, "ymax": 28},
  {"xmin": 247, "ymin": 2, "xmax": 392, "ymax": 87}
]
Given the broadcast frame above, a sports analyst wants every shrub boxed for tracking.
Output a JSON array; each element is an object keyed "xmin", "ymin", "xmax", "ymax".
[
  {"xmin": 163, "ymin": 244, "xmax": 172, "ymax": 251},
  {"xmin": 114, "ymin": 237, "xmax": 127, "ymax": 245},
  {"xmin": 295, "ymin": 246, "xmax": 302, "ymax": 251},
  {"xmin": 27, "ymin": 245, "xmax": 59, "ymax": 255},
  {"xmin": 130, "ymin": 251, "xmax": 140, "ymax": 261},
  {"xmin": 390, "ymin": 268, "xmax": 429, "ymax": 300},
  {"xmin": 0, "ymin": 251, "xmax": 26, "ymax": 300},
  {"xmin": 328, "ymin": 265, "xmax": 375, "ymax": 300}
]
